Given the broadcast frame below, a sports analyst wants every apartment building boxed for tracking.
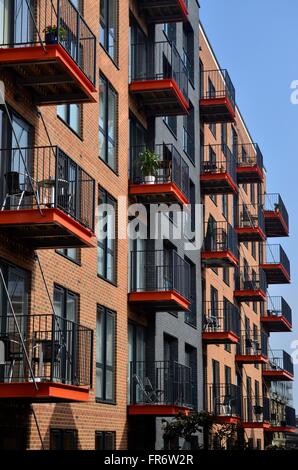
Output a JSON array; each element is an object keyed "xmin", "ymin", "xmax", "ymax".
[{"xmin": 199, "ymin": 23, "xmax": 295, "ymax": 449}]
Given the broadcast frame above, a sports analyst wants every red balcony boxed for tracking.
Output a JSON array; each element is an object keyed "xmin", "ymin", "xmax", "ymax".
[
  {"xmin": 263, "ymin": 350, "xmax": 294, "ymax": 382},
  {"xmin": 241, "ymin": 397, "xmax": 270, "ymax": 429},
  {"xmin": 263, "ymin": 194, "xmax": 289, "ymax": 238},
  {"xmin": 0, "ymin": 0, "xmax": 96, "ymax": 105},
  {"xmin": 234, "ymin": 266, "xmax": 267, "ymax": 303},
  {"xmin": 137, "ymin": 0, "xmax": 189, "ymax": 24},
  {"xmin": 235, "ymin": 331, "xmax": 268, "ymax": 364},
  {"xmin": 261, "ymin": 296, "xmax": 292, "ymax": 332},
  {"xmin": 260, "ymin": 244, "xmax": 291, "ymax": 284},
  {"xmin": 128, "ymin": 361, "xmax": 193, "ymax": 416},
  {"xmin": 200, "ymin": 144, "xmax": 238, "ymax": 195},
  {"xmin": 202, "ymin": 301, "xmax": 239, "ymax": 345},
  {"xmin": 206, "ymin": 384, "xmax": 241, "ymax": 425},
  {"xmin": 236, "ymin": 143, "xmax": 264, "ymax": 184},
  {"xmin": 128, "ymin": 250, "xmax": 190, "ymax": 312},
  {"xmin": 202, "ymin": 221, "xmax": 239, "ymax": 268},
  {"xmin": 0, "ymin": 146, "xmax": 96, "ymax": 249},
  {"xmin": 0, "ymin": 314, "xmax": 93, "ymax": 402},
  {"xmin": 200, "ymin": 69, "xmax": 235, "ymax": 124},
  {"xmin": 236, "ymin": 204, "xmax": 266, "ymax": 242},
  {"xmin": 130, "ymin": 41, "xmax": 189, "ymax": 117},
  {"xmin": 266, "ymin": 404, "xmax": 297, "ymax": 433},
  {"xmin": 129, "ymin": 144, "xmax": 190, "ymax": 205}
]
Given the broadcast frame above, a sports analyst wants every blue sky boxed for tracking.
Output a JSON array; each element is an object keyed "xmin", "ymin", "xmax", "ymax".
[{"xmin": 200, "ymin": 0, "xmax": 298, "ymax": 409}]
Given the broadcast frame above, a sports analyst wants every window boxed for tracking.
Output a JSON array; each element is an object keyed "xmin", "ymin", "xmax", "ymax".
[
  {"xmin": 164, "ymin": 115, "xmax": 177, "ymax": 137},
  {"xmin": 96, "ymin": 305, "xmax": 116, "ymax": 403},
  {"xmin": 221, "ymin": 123, "xmax": 227, "ymax": 155},
  {"xmin": 99, "ymin": 75, "xmax": 117, "ymax": 171},
  {"xmin": 95, "ymin": 431, "xmax": 116, "ymax": 450},
  {"xmin": 57, "ymin": 104, "xmax": 81, "ymax": 136},
  {"xmin": 97, "ymin": 187, "xmax": 116, "ymax": 283},
  {"xmin": 222, "ymin": 194, "xmax": 228, "ymax": 219},
  {"xmin": 223, "ymin": 267, "xmax": 229, "ymax": 286},
  {"xmin": 183, "ymin": 102, "xmax": 195, "ymax": 162},
  {"xmin": 251, "ymin": 241, "xmax": 256, "ymax": 260},
  {"xmin": 163, "ymin": 23, "xmax": 176, "ymax": 44},
  {"xmin": 185, "ymin": 259, "xmax": 196, "ymax": 327},
  {"xmin": 56, "ymin": 248, "xmax": 80, "ymax": 264},
  {"xmin": 100, "ymin": 0, "xmax": 118, "ymax": 62},
  {"xmin": 50, "ymin": 429, "xmax": 77, "ymax": 450},
  {"xmin": 209, "ymin": 122, "xmax": 216, "ymax": 137},
  {"xmin": 183, "ymin": 23, "xmax": 194, "ymax": 84}
]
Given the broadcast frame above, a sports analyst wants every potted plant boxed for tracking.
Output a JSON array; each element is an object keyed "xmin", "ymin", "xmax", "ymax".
[
  {"xmin": 44, "ymin": 25, "xmax": 67, "ymax": 44},
  {"xmin": 138, "ymin": 149, "xmax": 160, "ymax": 184}
]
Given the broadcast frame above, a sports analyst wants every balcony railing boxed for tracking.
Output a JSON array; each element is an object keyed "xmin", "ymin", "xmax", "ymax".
[
  {"xmin": 0, "ymin": 0, "xmax": 96, "ymax": 85},
  {"xmin": 236, "ymin": 203, "xmax": 266, "ymax": 241},
  {"xmin": 130, "ymin": 144, "xmax": 190, "ymax": 200},
  {"xmin": 130, "ymin": 40, "xmax": 188, "ymax": 101},
  {"xmin": 0, "ymin": 314, "xmax": 93, "ymax": 387},
  {"xmin": 0, "ymin": 146, "xmax": 95, "ymax": 231},
  {"xmin": 203, "ymin": 221, "xmax": 238, "ymax": 260},
  {"xmin": 264, "ymin": 350, "xmax": 294, "ymax": 377},
  {"xmin": 235, "ymin": 266, "xmax": 267, "ymax": 294},
  {"xmin": 261, "ymin": 244, "xmax": 291, "ymax": 284},
  {"xmin": 236, "ymin": 143, "xmax": 264, "ymax": 183},
  {"xmin": 200, "ymin": 144, "xmax": 237, "ymax": 194},
  {"xmin": 242, "ymin": 396, "xmax": 270, "ymax": 424},
  {"xmin": 207, "ymin": 384, "xmax": 241, "ymax": 419},
  {"xmin": 237, "ymin": 330, "xmax": 268, "ymax": 358},
  {"xmin": 129, "ymin": 361, "xmax": 194, "ymax": 409},
  {"xmin": 270, "ymin": 401, "xmax": 296, "ymax": 430},
  {"xmin": 263, "ymin": 193, "xmax": 289, "ymax": 237},
  {"xmin": 263, "ymin": 296, "xmax": 292, "ymax": 330},
  {"xmin": 200, "ymin": 69, "xmax": 235, "ymax": 111},
  {"xmin": 129, "ymin": 249, "xmax": 190, "ymax": 300},
  {"xmin": 203, "ymin": 301, "xmax": 240, "ymax": 337}
]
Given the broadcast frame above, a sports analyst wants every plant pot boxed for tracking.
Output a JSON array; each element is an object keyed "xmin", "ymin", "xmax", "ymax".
[
  {"xmin": 143, "ymin": 175, "xmax": 156, "ymax": 185},
  {"xmin": 45, "ymin": 31, "xmax": 58, "ymax": 45}
]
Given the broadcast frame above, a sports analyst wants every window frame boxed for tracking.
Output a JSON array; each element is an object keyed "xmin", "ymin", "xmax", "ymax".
[
  {"xmin": 96, "ymin": 305, "xmax": 116, "ymax": 404},
  {"xmin": 97, "ymin": 187, "xmax": 117, "ymax": 285},
  {"xmin": 99, "ymin": 74, "xmax": 118, "ymax": 172},
  {"xmin": 95, "ymin": 431, "xmax": 116, "ymax": 450},
  {"xmin": 57, "ymin": 104, "xmax": 82, "ymax": 138},
  {"xmin": 100, "ymin": 0, "xmax": 118, "ymax": 64}
]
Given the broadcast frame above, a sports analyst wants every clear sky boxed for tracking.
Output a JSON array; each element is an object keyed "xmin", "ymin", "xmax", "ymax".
[{"xmin": 200, "ymin": 0, "xmax": 298, "ymax": 409}]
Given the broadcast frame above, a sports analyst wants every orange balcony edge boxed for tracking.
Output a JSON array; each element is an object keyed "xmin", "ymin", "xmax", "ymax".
[
  {"xmin": 234, "ymin": 289, "xmax": 267, "ymax": 302},
  {"xmin": 130, "ymin": 79, "xmax": 189, "ymax": 114},
  {"xmin": 178, "ymin": 0, "xmax": 189, "ymax": 20},
  {"xmin": 213, "ymin": 416, "xmax": 240, "ymax": 425},
  {"xmin": 128, "ymin": 291, "xmax": 190, "ymax": 311},
  {"xmin": 129, "ymin": 182, "xmax": 189, "ymax": 205},
  {"xmin": 0, "ymin": 44, "xmax": 97, "ymax": 103},
  {"xmin": 263, "ymin": 370, "xmax": 294, "ymax": 381},
  {"xmin": 235, "ymin": 354, "xmax": 268, "ymax": 364},
  {"xmin": 201, "ymin": 251, "xmax": 239, "ymax": 267},
  {"xmin": 260, "ymin": 263, "xmax": 291, "ymax": 283},
  {"xmin": 265, "ymin": 426, "xmax": 297, "ymax": 434},
  {"xmin": 0, "ymin": 208, "xmax": 96, "ymax": 248},
  {"xmin": 236, "ymin": 165, "xmax": 264, "ymax": 182},
  {"xmin": 0, "ymin": 382, "xmax": 90, "ymax": 402},
  {"xmin": 236, "ymin": 227, "xmax": 267, "ymax": 241},
  {"xmin": 261, "ymin": 315, "xmax": 292, "ymax": 332},
  {"xmin": 199, "ymin": 97, "xmax": 236, "ymax": 121},
  {"xmin": 202, "ymin": 331, "xmax": 239, "ymax": 344},
  {"xmin": 128, "ymin": 404, "xmax": 190, "ymax": 416},
  {"xmin": 263, "ymin": 211, "xmax": 289, "ymax": 236},
  {"xmin": 241, "ymin": 421, "xmax": 270, "ymax": 430},
  {"xmin": 200, "ymin": 173, "xmax": 238, "ymax": 194}
]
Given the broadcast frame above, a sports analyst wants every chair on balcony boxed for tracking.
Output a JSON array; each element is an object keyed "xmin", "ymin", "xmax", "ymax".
[
  {"xmin": 133, "ymin": 374, "xmax": 165, "ymax": 404},
  {"xmin": 1, "ymin": 171, "xmax": 36, "ymax": 211},
  {"xmin": 0, "ymin": 334, "xmax": 24, "ymax": 382},
  {"xmin": 204, "ymin": 314, "xmax": 219, "ymax": 331}
]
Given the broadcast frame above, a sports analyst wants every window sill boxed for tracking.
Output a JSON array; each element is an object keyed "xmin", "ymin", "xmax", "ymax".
[{"xmin": 96, "ymin": 399, "xmax": 117, "ymax": 406}]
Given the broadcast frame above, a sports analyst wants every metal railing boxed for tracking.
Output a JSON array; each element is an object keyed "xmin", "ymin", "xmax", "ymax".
[
  {"xmin": 270, "ymin": 401, "xmax": 296, "ymax": 428},
  {"xmin": 204, "ymin": 221, "xmax": 238, "ymax": 259},
  {"xmin": 0, "ymin": 0, "xmax": 96, "ymax": 85},
  {"xmin": 0, "ymin": 146, "xmax": 95, "ymax": 231},
  {"xmin": 263, "ymin": 244, "xmax": 290, "ymax": 275},
  {"xmin": 270, "ymin": 382, "xmax": 293, "ymax": 404},
  {"xmin": 129, "ymin": 361, "xmax": 194, "ymax": 408},
  {"xmin": 265, "ymin": 296, "xmax": 292, "ymax": 325},
  {"xmin": 237, "ymin": 203, "xmax": 265, "ymax": 233},
  {"xmin": 235, "ymin": 266, "xmax": 267, "ymax": 292},
  {"xmin": 263, "ymin": 193, "xmax": 289, "ymax": 229},
  {"xmin": 130, "ymin": 40, "xmax": 189, "ymax": 101},
  {"xmin": 237, "ymin": 330, "xmax": 268, "ymax": 357},
  {"xmin": 200, "ymin": 144, "xmax": 237, "ymax": 182},
  {"xmin": 265, "ymin": 350, "xmax": 294, "ymax": 376},
  {"xmin": 203, "ymin": 301, "xmax": 240, "ymax": 336},
  {"xmin": 129, "ymin": 249, "xmax": 190, "ymax": 300},
  {"xmin": 207, "ymin": 383, "xmax": 241, "ymax": 417},
  {"xmin": 242, "ymin": 396, "xmax": 270, "ymax": 423},
  {"xmin": 237, "ymin": 143, "xmax": 263, "ymax": 169},
  {"xmin": 200, "ymin": 69, "xmax": 235, "ymax": 111},
  {"xmin": 130, "ymin": 144, "xmax": 190, "ymax": 200},
  {"xmin": 0, "ymin": 314, "xmax": 93, "ymax": 386}
]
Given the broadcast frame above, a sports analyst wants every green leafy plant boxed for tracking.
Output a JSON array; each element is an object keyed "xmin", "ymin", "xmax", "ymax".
[
  {"xmin": 44, "ymin": 25, "xmax": 67, "ymax": 40},
  {"xmin": 137, "ymin": 149, "xmax": 160, "ymax": 178}
]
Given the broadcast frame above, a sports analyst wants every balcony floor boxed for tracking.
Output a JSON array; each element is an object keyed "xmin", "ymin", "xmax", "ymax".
[
  {"xmin": 0, "ymin": 208, "xmax": 96, "ymax": 249},
  {"xmin": 0, "ymin": 44, "xmax": 96, "ymax": 105},
  {"xmin": 260, "ymin": 263, "xmax": 291, "ymax": 284},
  {"xmin": 128, "ymin": 404, "xmax": 190, "ymax": 416},
  {"xmin": 200, "ymin": 173, "xmax": 238, "ymax": 195},
  {"xmin": 264, "ymin": 211, "xmax": 289, "ymax": 237},
  {"xmin": 0, "ymin": 382, "xmax": 90, "ymax": 402},
  {"xmin": 202, "ymin": 251, "xmax": 238, "ymax": 268},
  {"xmin": 138, "ymin": 0, "xmax": 189, "ymax": 23},
  {"xmin": 236, "ymin": 227, "xmax": 266, "ymax": 242},
  {"xmin": 261, "ymin": 315, "xmax": 292, "ymax": 332},
  {"xmin": 263, "ymin": 370, "xmax": 294, "ymax": 382},
  {"xmin": 213, "ymin": 415, "xmax": 241, "ymax": 425},
  {"xmin": 266, "ymin": 425, "xmax": 297, "ymax": 434},
  {"xmin": 236, "ymin": 165, "xmax": 264, "ymax": 184},
  {"xmin": 235, "ymin": 354, "xmax": 268, "ymax": 365},
  {"xmin": 241, "ymin": 421, "xmax": 270, "ymax": 430},
  {"xmin": 129, "ymin": 182, "xmax": 189, "ymax": 205},
  {"xmin": 234, "ymin": 289, "xmax": 267, "ymax": 303},
  {"xmin": 202, "ymin": 331, "xmax": 239, "ymax": 345},
  {"xmin": 128, "ymin": 291, "xmax": 190, "ymax": 312},
  {"xmin": 199, "ymin": 97, "xmax": 235, "ymax": 124},
  {"xmin": 130, "ymin": 79, "xmax": 189, "ymax": 116}
]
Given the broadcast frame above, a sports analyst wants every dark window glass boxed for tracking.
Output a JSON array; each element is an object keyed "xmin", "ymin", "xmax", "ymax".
[
  {"xmin": 50, "ymin": 429, "xmax": 77, "ymax": 450},
  {"xmin": 95, "ymin": 431, "xmax": 116, "ymax": 450},
  {"xmin": 100, "ymin": 0, "xmax": 118, "ymax": 62},
  {"xmin": 56, "ymin": 248, "xmax": 80, "ymax": 264},
  {"xmin": 97, "ymin": 187, "xmax": 116, "ymax": 283},
  {"xmin": 96, "ymin": 305, "xmax": 116, "ymax": 402},
  {"xmin": 99, "ymin": 75, "xmax": 117, "ymax": 171},
  {"xmin": 57, "ymin": 104, "xmax": 81, "ymax": 136}
]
